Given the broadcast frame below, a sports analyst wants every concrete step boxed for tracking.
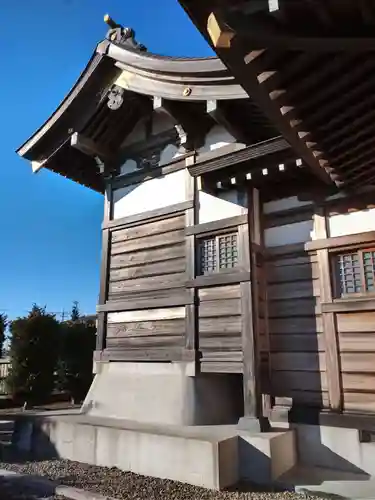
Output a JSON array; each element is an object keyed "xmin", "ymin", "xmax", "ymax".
[
  {"xmin": 279, "ymin": 465, "xmax": 374, "ymax": 499},
  {"xmin": 0, "ymin": 420, "xmax": 14, "ymax": 432},
  {"xmin": 0, "ymin": 431, "xmax": 14, "ymax": 444},
  {"xmin": 0, "ymin": 420, "xmax": 14, "ymax": 444},
  {"xmin": 14, "ymin": 413, "xmax": 296, "ymax": 490}
]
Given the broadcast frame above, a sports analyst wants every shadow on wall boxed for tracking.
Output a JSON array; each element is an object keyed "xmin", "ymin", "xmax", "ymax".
[
  {"xmin": 266, "ymin": 232, "xmax": 374, "ymax": 479},
  {"xmin": 0, "ymin": 473, "xmax": 58, "ymax": 498}
]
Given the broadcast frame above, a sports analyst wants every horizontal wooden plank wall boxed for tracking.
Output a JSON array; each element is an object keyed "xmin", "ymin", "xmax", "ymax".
[
  {"xmin": 106, "ymin": 307, "xmax": 186, "ymax": 355},
  {"xmin": 109, "ymin": 214, "xmax": 186, "ymax": 299},
  {"xmin": 198, "ymin": 284, "xmax": 243, "ymax": 373},
  {"xmin": 93, "ymin": 168, "xmax": 198, "ymax": 362},
  {"xmin": 266, "ymin": 193, "xmax": 375, "ymax": 420},
  {"xmin": 103, "ymin": 212, "xmax": 189, "ymax": 360},
  {"xmin": 338, "ymin": 310, "xmax": 375, "ymax": 412},
  {"xmin": 264, "ymin": 198, "xmax": 327, "ymax": 409},
  {"xmin": 267, "ymin": 246, "xmax": 326, "ymax": 407}
]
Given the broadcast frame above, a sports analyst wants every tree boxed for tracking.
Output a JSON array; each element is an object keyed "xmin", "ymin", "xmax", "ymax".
[
  {"xmin": 70, "ymin": 301, "xmax": 80, "ymax": 322},
  {"xmin": 57, "ymin": 302, "xmax": 96, "ymax": 403},
  {"xmin": 7, "ymin": 304, "xmax": 60, "ymax": 404},
  {"xmin": 0, "ymin": 313, "xmax": 8, "ymax": 359}
]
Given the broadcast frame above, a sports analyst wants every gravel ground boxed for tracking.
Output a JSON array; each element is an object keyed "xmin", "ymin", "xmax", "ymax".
[{"xmin": 0, "ymin": 458, "xmax": 324, "ymax": 500}]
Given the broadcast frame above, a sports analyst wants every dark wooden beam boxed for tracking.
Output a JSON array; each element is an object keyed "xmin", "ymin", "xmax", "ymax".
[
  {"xmin": 211, "ymin": 10, "xmax": 375, "ymax": 51},
  {"xmin": 306, "ymin": 230, "xmax": 375, "ymax": 252},
  {"xmin": 185, "ymin": 214, "xmax": 248, "ymax": 236},
  {"xmin": 207, "ymin": 99, "xmax": 247, "ymax": 142},
  {"xmin": 153, "ymin": 96, "xmax": 213, "ymax": 150},
  {"xmin": 103, "ymin": 200, "xmax": 193, "ymax": 230},
  {"xmin": 70, "ymin": 132, "xmax": 112, "ymax": 161}
]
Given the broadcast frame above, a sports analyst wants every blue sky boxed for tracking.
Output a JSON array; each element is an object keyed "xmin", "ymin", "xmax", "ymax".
[{"xmin": 0, "ymin": 0, "xmax": 211, "ymax": 320}]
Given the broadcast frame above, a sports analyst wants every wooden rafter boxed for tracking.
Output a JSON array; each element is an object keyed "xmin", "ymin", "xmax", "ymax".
[
  {"xmin": 205, "ymin": 15, "xmax": 331, "ymax": 185},
  {"xmin": 257, "ymin": 52, "xmax": 317, "ymax": 92},
  {"xmin": 346, "ymin": 161, "xmax": 375, "ymax": 187},
  {"xmin": 323, "ymin": 109, "xmax": 375, "ymax": 152},
  {"xmin": 210, "ymin": 10, "xmax": 375, "ymax": 51},
  {"xmin": 337, "ymin": 148, "xmax": 375, "ymax": 177},
  {"xmin": 313, "ymin": 92, "xmax": 375, "ymax": 137},
  {"xmin": 295, "ymin": 58, "xmax": 375, "ymax": 123},
  {"xmin": 285, "ymin": 54, "xmax": 350, "ymax": 105},
  {"xmin": 330, "ymin": 134, "xmax": 375, "ymax": 166}
]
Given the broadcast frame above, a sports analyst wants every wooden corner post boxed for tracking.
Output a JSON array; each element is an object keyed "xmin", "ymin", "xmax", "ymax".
[
  {"xmin": 239, "ymin": 187, "xmax": 269, "ymax": 431},
  {"xmin": 314, "ymin": 206, "xmax": 342, "ymax": 410},
  {"xmin": 96, "ymin": 180, "xmax": 113, "ymax": 353}
]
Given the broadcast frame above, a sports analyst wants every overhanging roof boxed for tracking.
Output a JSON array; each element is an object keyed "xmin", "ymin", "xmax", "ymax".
[
  {"xmin": 16, "ymin": 20, "xmax": 278, "ymax": 192},
  {"xmin": 179, "ymin": 0, "xmax": 375, "ymax": 190}
]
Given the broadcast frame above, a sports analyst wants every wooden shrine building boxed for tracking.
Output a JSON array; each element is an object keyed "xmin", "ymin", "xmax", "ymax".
[{"xmin": 16, "ymin": 4, "xmax": 375, "ymax": 488}]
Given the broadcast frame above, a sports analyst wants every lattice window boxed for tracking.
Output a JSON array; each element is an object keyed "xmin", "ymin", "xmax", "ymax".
[
  {"xmin": 218, "ymin": 233, "xmax": 238, "ymax": 269},
  {"xmin": 198, "ymin": 232, "xmax": 238, "ymax": 275},
  {"xmin": 335, "ymin": 249, "xmax": 375, "ymax": 297},
  {"xmin": 199, "ymin": 237, "xmax": 216, "ymax": 275}
]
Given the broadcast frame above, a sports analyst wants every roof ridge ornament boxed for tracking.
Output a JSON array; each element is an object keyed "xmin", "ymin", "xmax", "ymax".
[{"xmin": 104, "ymin": 14, "xmax": 147, "ymax": 52}]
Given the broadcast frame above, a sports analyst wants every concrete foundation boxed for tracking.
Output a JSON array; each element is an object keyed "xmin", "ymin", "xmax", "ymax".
[
  {"xmin": 84, "ymin": 361, "xmax": 243, "ymax": 426},
  {"xmin": 293, "ymin": 423, "xmax": 375, "ymax": 476},
  {"xmin": 19, "ymin": 413, "xmax": 295, "ymax": 490}
]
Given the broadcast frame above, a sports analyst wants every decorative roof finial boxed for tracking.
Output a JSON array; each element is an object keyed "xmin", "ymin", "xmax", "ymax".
[
  {"xmin": 103, "ymin": 13, "xmax": 147, "ymax": 52},
  {"xmin": 104, "ymin": 14, "xmax": 119, "ymax": 29}
]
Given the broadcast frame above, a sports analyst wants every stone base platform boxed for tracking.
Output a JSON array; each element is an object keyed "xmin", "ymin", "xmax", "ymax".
[{"xmin": 11, "ymin": 413, "xmax": 296, "ymax": 490}]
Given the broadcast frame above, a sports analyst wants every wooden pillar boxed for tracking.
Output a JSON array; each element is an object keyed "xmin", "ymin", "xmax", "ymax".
[
  {"xmin": 239, "ymin": 187, "xmax": 268, "ymax": 431},
  {"xmin": 96, "ymin": 180, "xmax": 112, "ymax": 353},
  {"xmin": 314, "ymin": 206, "xmax": 342, "ymax": 410},
  {"xmin": 184, "ymin": 158, "xmax": 198, "ymax": 363}
]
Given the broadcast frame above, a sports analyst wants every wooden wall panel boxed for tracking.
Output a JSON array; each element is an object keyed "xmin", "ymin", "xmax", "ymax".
[
  {"xmin": 337, "ymin": 311, "xmax": 375, "ymax": 412},
  {"xmin": 337, "ymin": 312, "xmax": 375, "ymax": 333},
  {"xmin": 108, "ymin": 215, "xmax": 186, "ymax": 302},
  {"xmin": 267, "ymin": 220, "xmax": 326, "ymax": 408},
  {"xmin": 106, "ymin": 307, "xmax": 186, "ymax": 351},
  {"xmin": 198, "ymin": 285, "xmax": 242, "ymax": 373}
]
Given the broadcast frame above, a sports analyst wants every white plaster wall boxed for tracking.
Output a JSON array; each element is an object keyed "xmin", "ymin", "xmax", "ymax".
[
  {"xmin": 198, "ymin": 189, "xmax": 247, "ymax": 224},
  {"xmin": 198, "ymin": 125, "xmax": 236, "ymax": 154},
  {"xmin": 265, "ymin": 220, "xmax": 314, "ymax": 247},
  {"xmin": 118, "ymin": 159, "xmax": 138, "ymax": 176},
  {"xmin": 328, "ymin": 208, "xmax": 375, "ymax": 237},
  {"xmin": 112, "ymin": 170, "xmax": 187, "ymax": 219},
  {"xmin": 118, "ymin": 144, "xmax": 182, "ymax": 176},
  {"xmin": 159, "ymin": 143, "xmax": 182, "ymax": 166},
  {"xmin": 263, "ymin": 196, "xmax": 312, "ymax": 215}
]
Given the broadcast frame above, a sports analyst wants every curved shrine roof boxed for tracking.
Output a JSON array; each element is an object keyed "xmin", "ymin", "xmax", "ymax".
[{"xmin": 17, "ymin": 22, "xmax": 276, "ymax": 192}]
